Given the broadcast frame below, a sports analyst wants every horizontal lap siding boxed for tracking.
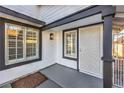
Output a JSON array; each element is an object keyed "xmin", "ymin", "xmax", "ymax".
[{"xmin": 0, "ymin": 31, "xmax": 57, "ymax": 85}]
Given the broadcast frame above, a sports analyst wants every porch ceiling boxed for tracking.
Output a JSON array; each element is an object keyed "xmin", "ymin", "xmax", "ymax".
[{"xmin": 1, "ymin": 5, "xmax": 89, "ymax": 24}]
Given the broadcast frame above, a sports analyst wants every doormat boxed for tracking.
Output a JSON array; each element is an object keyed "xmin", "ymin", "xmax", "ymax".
[{"xmin": 11, "ymin": 72, "xmax": 47, "ymax": 88}]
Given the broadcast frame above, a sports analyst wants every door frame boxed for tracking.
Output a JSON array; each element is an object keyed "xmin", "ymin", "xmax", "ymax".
[
  {"xmin": 77, "ymin": 23, "xmax": 103, "ymax": 79},
  {"xmin": 76, "ymin": 22, "xmax": 103, "ymax": 71}
]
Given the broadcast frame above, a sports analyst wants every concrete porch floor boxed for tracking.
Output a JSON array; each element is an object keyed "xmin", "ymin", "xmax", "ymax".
[{"xmin": 40, "ymin": 64, "xmax": 103, "ymax": 88}]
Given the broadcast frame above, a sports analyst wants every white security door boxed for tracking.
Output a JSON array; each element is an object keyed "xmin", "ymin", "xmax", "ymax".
[{"xmin": 79, "ymin": 24, "xmax": 103, "ymax": 78}]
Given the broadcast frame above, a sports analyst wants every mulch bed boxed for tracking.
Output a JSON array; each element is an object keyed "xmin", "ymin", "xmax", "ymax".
[{"xmin": 11, "ymin": 72, "xmax": 47, "ymax": 88}]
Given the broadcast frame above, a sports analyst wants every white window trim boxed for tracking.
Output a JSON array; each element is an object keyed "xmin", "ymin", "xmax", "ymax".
[
  {"xmin": 64, "ymin": 30, "xmax": 77, "ymax": 59},
  {"xmin": 5, "ymin": 23, "xmax": 39, "ymax": 65}
]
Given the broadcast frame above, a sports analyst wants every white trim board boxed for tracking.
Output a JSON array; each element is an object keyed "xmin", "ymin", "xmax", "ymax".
[
  {"xmin": 79, "ymin": 69, "xmax": 103, "ymax": 79},
  {"xmin": 0, "ymin": 61, "xmax": 55, "ymax": 86}
]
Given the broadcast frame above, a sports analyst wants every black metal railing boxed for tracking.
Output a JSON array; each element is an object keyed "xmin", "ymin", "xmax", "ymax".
[{"xmin": 113, "ymin": 58, "xmax": 124, "ymax": 87}]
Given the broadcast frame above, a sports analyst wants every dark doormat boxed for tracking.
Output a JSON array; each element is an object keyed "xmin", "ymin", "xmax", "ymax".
[{"xmin": 11, "ymin": 72, "xmax": 47, "ymax": 88}]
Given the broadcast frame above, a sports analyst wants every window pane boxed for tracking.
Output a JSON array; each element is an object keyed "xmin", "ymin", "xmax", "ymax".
[
  {"xmin": 8, "ymin": 41, "xmax": 16, "ymax": 47},
  {"xmin": 9, "ymin": 55, "xmax": 16, "ymax": 60},
  {"xmin": 7, "ymin": 24, "xmax": 17, "ymax": 60},
  {"xmin": 5, "ymin": 23, "xmax": 39, "ymax": 65},
  {"xmin": 17, "ymin": 41, "xmax": 23, "ymax": 48},
  {"xmin": 72, "ymin": 32, "xmax": 76, "ymax": 53},
  {"xmin": 17, "ymin": 48, "xmax": 23, "ymax": 54},
  {"xmin": 17, "ymin": 28, "xmax": 24, "ymax": 59},
  {"xmin": 9, "ymin": 48, "xmax": 16, "ymax": 55},
  {"xmin": 26, "ymin": 30, "xmax": 37, "ymax": 58},
  {"xmin": 17, "ymin": 54, "xmax": 23, "ymax": 59},
  {"xmin": 64, "ymin": 30, "xmax": 77, "ymax": 58}
]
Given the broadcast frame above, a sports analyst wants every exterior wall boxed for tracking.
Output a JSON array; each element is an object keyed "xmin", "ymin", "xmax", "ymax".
[
  {"xmin": 49, "ymin": 14, "xmax": 103, "ymax": 70},
  {"xmin": 56, "ymin": 31, "xmax": 77, "ymax": 69},
  {"xmin": 0, "ymin": 31, "xmax": 57, "ymax": 85},
  {"xmin": 0, "ymin": 12, "xmax": 103, "ymax": 85},
  {"xmin": 42, "ymin": 30, "xmax": 77, "ymax": 70},
  {"xmin": 54, "ymin": 25, "xmax": 103, "ymax": 78}
]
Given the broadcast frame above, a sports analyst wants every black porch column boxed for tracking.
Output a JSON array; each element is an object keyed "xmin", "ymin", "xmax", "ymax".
[{"xmin": 102, "ymin": 15, "xmax": 114, "ymax": 88}]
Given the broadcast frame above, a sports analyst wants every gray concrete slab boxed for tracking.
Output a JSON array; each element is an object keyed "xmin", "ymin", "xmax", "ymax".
[
  {"xmin": 40, "ymin": 64, "xmax": 103, "ymax": 88},
  {"xmin": 37, "ymin": 80, "xmax": 61, "ymax": 88}
]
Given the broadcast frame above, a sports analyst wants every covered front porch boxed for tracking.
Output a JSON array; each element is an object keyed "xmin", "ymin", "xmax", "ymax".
[
  {"xmin": 1, "ymin": 63, "xmax": 103, "ymax": 88},
  {"xmin": 0, "ymin": 5, "xmax": 117, "ymax": 88},
  {"xmin": 40, "ymin": 64, "xmax": 103, "ymax": 88}
]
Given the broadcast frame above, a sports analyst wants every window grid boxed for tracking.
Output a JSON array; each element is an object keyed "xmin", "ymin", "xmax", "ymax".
[
  {"xmin": 5, "ymin": 23, "xmax": 39, "ymax": 65},
  {"xmin": 64, "ymin": 30, "xmax": 77, "ymax": 59}
]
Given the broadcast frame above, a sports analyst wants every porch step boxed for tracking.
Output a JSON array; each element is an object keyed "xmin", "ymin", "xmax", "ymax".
[{"xmin": 37, "ymin": 80, "xmax": 61, "ymax": 88}]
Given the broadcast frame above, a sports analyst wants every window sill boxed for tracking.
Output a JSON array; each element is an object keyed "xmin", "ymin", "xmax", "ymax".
[
  {"xmin": 63, "ymin": 56, "xmax": 77, "ymax": 61},
  {"xmin": 0, "ymin": 58, "xmax": 42, "ymax": 71}
]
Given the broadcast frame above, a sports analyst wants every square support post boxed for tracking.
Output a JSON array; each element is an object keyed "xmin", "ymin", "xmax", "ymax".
[
  {"xmin": 0, "ymin": 21, "xmax": 5, "ymax": 70},
  {"xmin": 102, "ymin": 15, "xmax": 114, "ymax": 88}
]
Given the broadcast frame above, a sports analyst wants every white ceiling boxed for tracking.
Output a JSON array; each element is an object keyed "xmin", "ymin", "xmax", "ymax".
[{"xmin": 2, "ymin": 5, "xmax": 89, "ymax": 24}]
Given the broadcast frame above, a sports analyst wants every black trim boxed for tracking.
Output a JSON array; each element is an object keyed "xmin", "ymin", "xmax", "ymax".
[
  {"xmin": 62, "ymin": 56, "xmax": 77, "ymax": 61},
  {"xmin": 41, "ymin": 5, "xmax": 115, "ymax": 31},
  {"xmin": 62, "ymin": 28, "xmax": 78, "ymax": 61},
  {"xmin": 0, "ymin": 6, "xmax": 45, "ymax": 25},
  {"xmin": 0, "ymin": 21, "xmax": 5, "ymax": 70},
  {"xmin": 63, "ymin": 21, "xmax": 104, "ymax": 31},
  {"xmin": 102, "ymin": 15, "xmax": 114, "ymax": 88},
  {"xmin": 39, "ymin": 30, "xmax": 42, "ymax": 61},
  {"xmin": 0, "ymin": 17, "xmax": 40, "ymax": 29},
  {"xmin": 77, "ymin": 28, "xmax": 79, "ymax": 71},
  {"xmin": 0, "ymin": 18, "xmax": 42, "ymax": 71}
]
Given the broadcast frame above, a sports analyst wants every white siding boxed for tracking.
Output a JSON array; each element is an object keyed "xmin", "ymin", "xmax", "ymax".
[
  {"xmin": 47, "ymin": 14, "xmax": 103, "ymax": 77},
  {"xmin": 0, "ymin": 13, "xmax": 103, "ymax": 85},
  {"xmin": 2, "ymin": 5, "xmax": 89, "ymax": 24},
  {"xmin": 56, "ymin": 31, "xmax": 77, "ymax": 69},
  {"xmin": 0, "ymin": 31, "xmax": 57, "ymax": 85}
]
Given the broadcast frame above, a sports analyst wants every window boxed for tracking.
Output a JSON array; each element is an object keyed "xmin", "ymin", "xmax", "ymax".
[
  {"xmin": 63, "ymin": 30, "xmax": 77, "ymax": 59},
  {"xmin": 5, "ymin": 23, "xmax": 39, "ymax": 65}
]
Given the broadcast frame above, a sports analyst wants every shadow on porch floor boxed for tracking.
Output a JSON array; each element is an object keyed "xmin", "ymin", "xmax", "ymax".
[{"xmin": 40, "ymin": 64, "xmax": 103, "ymax": 88}]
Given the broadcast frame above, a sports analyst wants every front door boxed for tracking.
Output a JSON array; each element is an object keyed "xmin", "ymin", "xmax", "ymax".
[{"xmin": 79, "ymin": 24, "xmax": 103, "ymax": 78}]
